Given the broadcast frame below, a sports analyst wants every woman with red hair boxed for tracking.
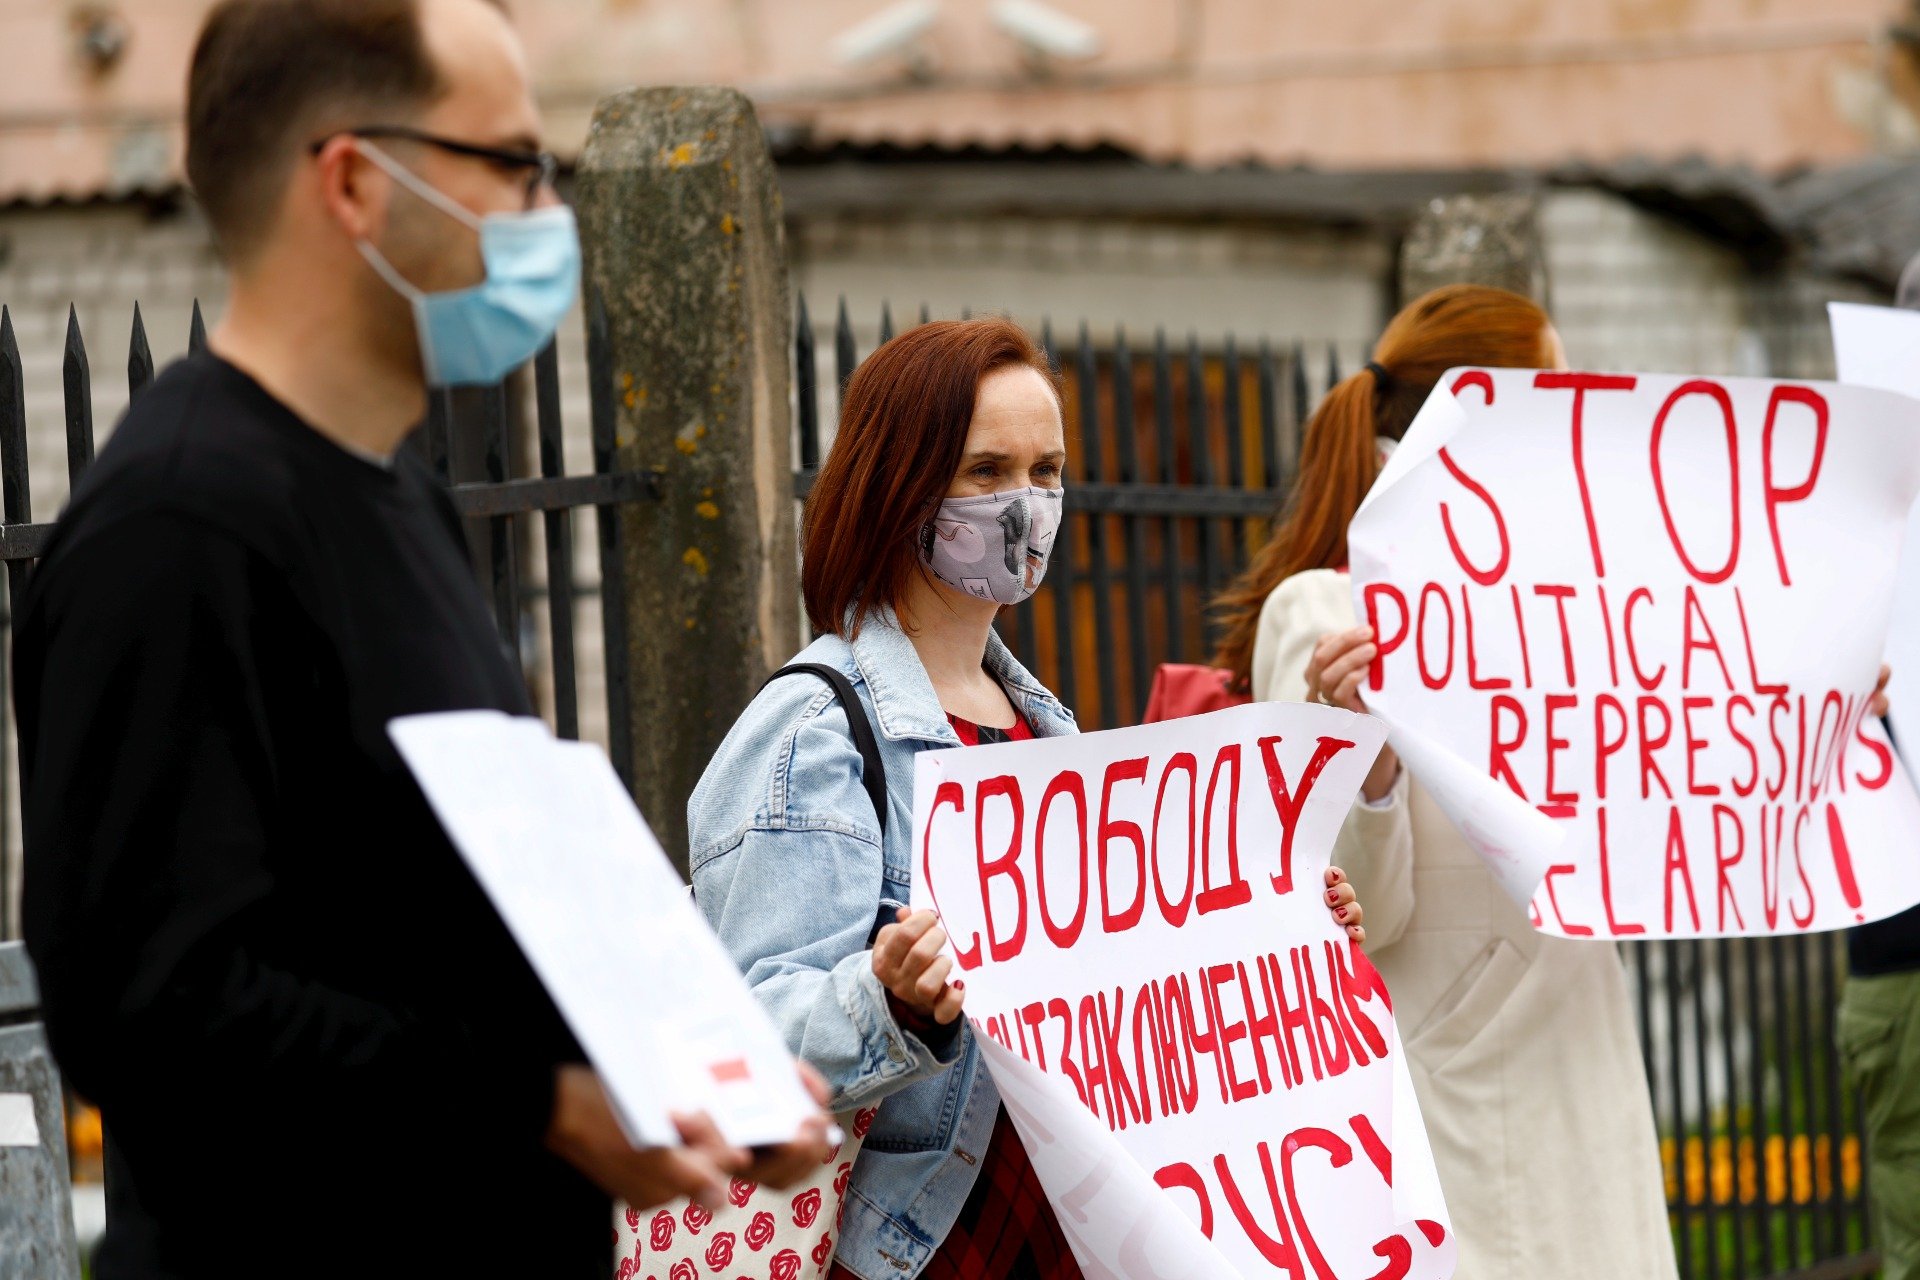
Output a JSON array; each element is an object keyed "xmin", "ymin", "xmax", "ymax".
[
  {"xmin": 1214, "ymin": 285, "xmax": 1676, "ymax": 1279},
  {"xmin": 690, "ymin": 318, "xmax": 1366, "ymax": 1278}
]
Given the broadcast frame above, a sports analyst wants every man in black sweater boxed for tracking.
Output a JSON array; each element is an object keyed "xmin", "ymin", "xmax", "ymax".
[{"xmin": 15, "ymin": 2, "xmax": 826, "ymax": 1276}]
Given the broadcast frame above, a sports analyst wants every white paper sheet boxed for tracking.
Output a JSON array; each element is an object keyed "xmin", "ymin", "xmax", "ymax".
[
  {"xmin": 1831, "ymin": 301, "xmax": 1920, "ymax": 771},
  {"xmin": 1347, "ymin": 382, "xmax": 1559, "ymax": 908},
  {"xmin": 389, "ymin": 711, "xmax": 822, "ymax": 1150},
  {"xmin": 0, "ymin": 1093, "xmax": 39, "ymax": 1147},
  {"xmin": 1349, "ymin": 366, "xmax": 1920, "ymax": 938},
  {"xmin": 913, "ymin": 702, "xmax": 1454, "ymax": 1278}
]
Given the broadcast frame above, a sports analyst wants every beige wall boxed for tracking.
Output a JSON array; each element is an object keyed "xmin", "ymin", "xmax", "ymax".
[
  {"xmin": 5, "ymin": 0, "xmax": 1916, "ymax": 203},
  {"xmin": 1540, "ymin": 189, "xmax": 1884, "ymax": 379}
]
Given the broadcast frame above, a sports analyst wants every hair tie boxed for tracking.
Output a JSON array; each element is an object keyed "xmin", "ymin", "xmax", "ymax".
[{"xmin": 1364, "ymin": 360, "xmax": 1391, "ymax": 387}]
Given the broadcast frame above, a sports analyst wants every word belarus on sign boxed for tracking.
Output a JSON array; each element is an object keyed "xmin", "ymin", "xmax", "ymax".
[
  {"xmin": 1349, "ymin": 368, "xmax": 1920, "ymax": 940},
  {"xmin": 912, "ymin": 703, "xmax": 1452, "ymax": 1280}
]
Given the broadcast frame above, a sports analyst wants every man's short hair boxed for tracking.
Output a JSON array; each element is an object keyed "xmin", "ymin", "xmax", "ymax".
[{"xmin": 185, "ymin": 0, "xmax": 499, "ymax": 262}]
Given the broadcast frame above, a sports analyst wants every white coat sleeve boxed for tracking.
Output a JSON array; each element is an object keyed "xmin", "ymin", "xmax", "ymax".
[{"xmin": 1250, "ymin": 569, "xmax": 1416, "ymax": 952}]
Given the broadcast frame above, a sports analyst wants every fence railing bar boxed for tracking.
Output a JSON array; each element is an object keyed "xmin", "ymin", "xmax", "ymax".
[
  {"xmin": 586, "ymin": 288, "xmax": 634, "ymax": 790},
  {"xmin": 879, "ymin": 301, "xmax": 894, "ymax": 346},
  {"xmin": 834, "ymin": 296, "xmax": 856, "ymax": 399},
  {"xmin": 796, "ymin": 294, "xmax": 820, "ymax": 473},
  {"xmin": 62, "ymin": 306, "xmax": 95, "ymax": 488},
  {"xmin": 188, "ymin": 299, "xmax": 208, "ymax": 355},
  {"xmin": 1666, "ymin": 944, "xmax": 1695, "ymax": 1280},
  {"xmin": 1819, "ymin": 936, "xmax": 1848, "ymax": 1256},
  {"xmin": 425, "ymin": 388, "xmax": 452, "ymax": 482},
  {"xmin": 1290, "ymin": 341, "xmax": 1310, "ymax": 444},
  {"xmin": 1255, "ymin": 340, "xmax": 1281, "ymax": 499},
  {"xmin": 1325, "ymin": 342, "xmax": 1342, "ymax": 392},
  {"xmin": 1076, "ymin": 325, "xmax": 1117, "ymax": 727},
  {"xmin": 1151, "ymin": 329, "xmax": 1182, "ymax": 664},
  {"xmin": 0, "ymin": 306, "xmax": 21, "ymax": 944},
  {"xmin": 919, "ymin": 302, "xmax": 930, "ymax": 327},
  {"xmin": 1771, "ymin": 937, "xmax": 1797, "ymax": 1265},
  {"xmin": 533, "ymin": 339, "xmax": 578, "ymax": 741},
  {"xmin": 1749, "ymin": 937, "xmax": 1778, "ymax": 1273},
  {"xmin": 1112, "ymin": 330, "xmax": 1151, "ymax": 721},
  {"xmin": 789, "ymin": 473, "xmax": 1286, "ymax": 518},
  {"xmin": 1718, "ymin": 937, "xmax": 1748, "ymax": 1278},
  {"xmin": 128, "ymin": 303, "xmax": 154, "ymax": 403},
  {"xmin": 480, "ymin": 380, "xmax": 520, "ymax": 665},
  {"xmin": 0, "ymin": 307, "xmax": 32, "ymax": 618},
  {"xmin": 1792, "ymin": 932, "xmax": 1816, "ymax": 1263},
  {"xmin": 1693, "ymin": 940, "xmax": 1721, "ymax": 1280},
  {"xmin": 1185, "ymin": 333, "xmax": 1220, "ymax": 630},
  {"xmin": 1222, "ymin": 336, "xmax": 1248, "ymax": 569}
]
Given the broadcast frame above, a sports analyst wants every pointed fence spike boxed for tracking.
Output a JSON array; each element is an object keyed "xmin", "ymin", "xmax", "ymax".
[
  {"xmin": 63, "ymin": 305, "xmax": 95, "ymax": 484},
  {"xmin": 129, "ymin": 302, "xmax": 154, "ymax": 400},
  {"xmin": 834, "ymin": 296, "xmax": 856, "ymax": 392},
  {"xmin": 795, "ymin": 292, "xmax": 820, "ymax": 472},
  {"xmin": 878, "ymin": 301, "xmax": 894, "ymax": 345},
  {"xmin": 189, "ymin": 299, "xmax": 208, "ymax": 354},
  {"xmin": 0, "ymin": 307, "xmax": 30, "ymax": 523}
]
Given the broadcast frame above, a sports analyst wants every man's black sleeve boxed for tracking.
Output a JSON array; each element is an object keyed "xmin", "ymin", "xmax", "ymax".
[{"xmin": 17, "ymin": 510, "xmax": 559, "ymax": 1153}]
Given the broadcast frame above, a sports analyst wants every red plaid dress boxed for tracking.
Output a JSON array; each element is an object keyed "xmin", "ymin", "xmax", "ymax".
[{"xmin": 831, "ymin": 710, "xmax": 1084, "ymax": 1280}]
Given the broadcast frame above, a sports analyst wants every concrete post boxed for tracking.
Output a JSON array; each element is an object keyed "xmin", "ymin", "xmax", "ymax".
[
  {"xmin": 575, "ymin": 88, "xmax": 800, "ymax": 872},
  {"xmin": 1399, "ymin": 193, "xmax": 1550, "ymax": 306},
  {"xmin": 0, "ymin": 944, "xmax": 79, "ymax": 1278}
]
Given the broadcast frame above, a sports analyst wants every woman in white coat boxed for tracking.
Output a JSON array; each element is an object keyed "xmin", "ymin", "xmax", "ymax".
[{"xmin": 1211, "ymin": 284, "xmax": 1677, "ymax": 1280}]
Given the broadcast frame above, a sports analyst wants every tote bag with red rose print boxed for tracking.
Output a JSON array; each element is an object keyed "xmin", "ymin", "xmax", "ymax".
[{"xmin": 615, "ymin": 1105, "xmax": 877, "ymax": 1280}]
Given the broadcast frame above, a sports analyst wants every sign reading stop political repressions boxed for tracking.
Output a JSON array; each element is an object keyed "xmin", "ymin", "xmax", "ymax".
[
  {"xmin": 1349, "ymin": 369, "xmax": 1920, "ymax": 940},
  {"xmin": 912, "ymin": 703, "xmax": 1452, "ymax": 1280}
]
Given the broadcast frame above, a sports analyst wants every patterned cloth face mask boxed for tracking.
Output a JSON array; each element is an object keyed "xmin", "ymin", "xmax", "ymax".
[{"xmin": 919, "ymin": 486, "xmax": 1064, "ymax": 606}]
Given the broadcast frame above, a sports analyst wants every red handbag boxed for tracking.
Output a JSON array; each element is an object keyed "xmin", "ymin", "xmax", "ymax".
[{"xmin": 1141, "ymin": 663, "xmax": 1250, "ymax": 722}]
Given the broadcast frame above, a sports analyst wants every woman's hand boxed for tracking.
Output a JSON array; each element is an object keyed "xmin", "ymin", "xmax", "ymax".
[
  {"xmin": 1306, "ymin": 626, "xmax": 1400, "ymax": 802},
  {"xmin": 1325, "ymin": 866, "xmax": 1365, "ymax": 947},
  {"xmin": 1873, "ymin": 663, "xmax": 1892, "ymax": 719},
  {"xmin": 873, "ymin": 908, "xmax": 966, "ymax": 1025},
  {"xmin": 1306, "ymin": 626, "xmax": 1378, "ymax": 712}
]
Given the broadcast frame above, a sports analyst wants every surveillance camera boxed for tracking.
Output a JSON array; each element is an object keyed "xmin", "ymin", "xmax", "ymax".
[
  {"xmin": 990, "ymin": 0, "xmax": 1102, "ymax": 62},
  {"xmin": 833, "ymin": 0, "xmax": 942, "ymax": 68}
]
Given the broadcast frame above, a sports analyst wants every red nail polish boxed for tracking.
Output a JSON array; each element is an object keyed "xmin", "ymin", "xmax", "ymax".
[{"xmin": 954, "ymin": 979, "xmax": 965, "ymax": 990}]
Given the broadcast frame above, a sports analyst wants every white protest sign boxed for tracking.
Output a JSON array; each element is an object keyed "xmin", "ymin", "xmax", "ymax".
[
  {"xmin": 390, "ymin": 711, "xmax": 824, "ymax": 1150},
  {"xmin": 912, "ymin": 702, "xmax": 1453, "ymax": 1280},
  {"xmin": 1349, "ymin": 368, "xmax": 1920, "ymax": 939},
  {"xmin": 1830, "ymin": 301, "xmax": 1920, "ymax": 773}
]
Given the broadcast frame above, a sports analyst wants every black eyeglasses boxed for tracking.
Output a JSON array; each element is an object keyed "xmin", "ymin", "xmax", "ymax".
[{"xmin": 310, "ymin": 125, "xmax": 559, "ymax": 210}]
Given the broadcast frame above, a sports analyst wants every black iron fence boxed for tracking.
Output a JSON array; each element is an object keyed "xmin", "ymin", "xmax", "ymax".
[
  {"xmin": 0, "ymin": 299, "xmax": 648, "ymax": 940},
  {"xmin": 0, "ymin": 290, "xmax": 1881, "ymax": 1279},
  {"xmin": 794, "ymin": 297, "xmax": 1879, "ymax": 1280}
]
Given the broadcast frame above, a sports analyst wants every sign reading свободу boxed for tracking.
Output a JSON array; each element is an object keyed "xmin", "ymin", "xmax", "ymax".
[
  {"xmin": 1348, "ymin": 369, "xmax": 1920, "ymax": 940},
  {"xmin": 912, "ymin": 702, "xmax": 1452, "ymax": 1280}
]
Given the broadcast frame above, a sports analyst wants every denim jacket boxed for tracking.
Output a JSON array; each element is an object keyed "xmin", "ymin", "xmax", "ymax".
[{"xmin": 688, "ymin": 610, "xmax": 1076, "ymax": 1279}]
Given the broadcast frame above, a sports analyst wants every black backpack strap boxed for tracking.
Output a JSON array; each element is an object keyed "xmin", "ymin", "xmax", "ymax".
[{"xmin": 763, "ymin": 664, "xmax": 889, "ymax": 839}]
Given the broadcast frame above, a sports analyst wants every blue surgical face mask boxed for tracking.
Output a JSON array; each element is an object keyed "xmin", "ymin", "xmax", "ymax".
[{"xmin": 354, "ymin": 141, "xmax": 581, "ymax": 387}]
